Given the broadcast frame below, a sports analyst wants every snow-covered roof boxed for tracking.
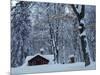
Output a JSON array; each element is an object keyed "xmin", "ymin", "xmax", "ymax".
[
  {"xmin": 40, "ymin": 48, "xmax": 44, "ymax": 51},
  {"xmin": 68, "ymin": 54, "xmax": 75, "ymax": 58},
  {"xmin": 23, "ymin": 53, "xmax": 54, "ymax": 66}
]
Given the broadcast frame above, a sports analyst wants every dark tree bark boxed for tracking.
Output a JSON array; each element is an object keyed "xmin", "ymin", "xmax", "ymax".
[{"xmin": 71, "ymin": 5, "xmax": 90, "ymax": 66}]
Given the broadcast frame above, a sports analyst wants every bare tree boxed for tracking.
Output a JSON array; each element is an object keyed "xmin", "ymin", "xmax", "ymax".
[
  {"xmin": 11, "ymin": 1, "xmax": 32, "ymax": 67},
  {"xmin": 71, "ymin": 5, "xmax": 91, "ymax": 66}
]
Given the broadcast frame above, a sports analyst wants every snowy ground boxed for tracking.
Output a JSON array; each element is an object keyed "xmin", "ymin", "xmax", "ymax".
[{"xmin": 11, "ymin": 62, "xmax": 96, "ymax": 75}]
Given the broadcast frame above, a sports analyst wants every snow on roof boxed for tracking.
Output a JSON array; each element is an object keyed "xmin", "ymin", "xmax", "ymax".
[
  {"xmin": 68, "ymin": 54, "xmax": 75, "ymax": 58},
  {"xmin": 40, "ymin": 48, "xmax": 44, "ymax": 51},
  {"xmin": 24, "ymin": 53, "xmax": 54, "ymax": 66}
]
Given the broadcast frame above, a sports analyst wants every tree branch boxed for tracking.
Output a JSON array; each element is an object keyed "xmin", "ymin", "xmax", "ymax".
[
  {"xmin": 79, "ymin": 5, "xmax": 85, "ymax": 19},
  {"xmin": 71, "ymin": 4, "xmax": 80, "ymax": 18}
]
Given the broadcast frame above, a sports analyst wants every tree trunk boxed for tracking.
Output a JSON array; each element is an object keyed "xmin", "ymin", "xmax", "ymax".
[{"xmin": 71, "ymin": 5, "xmax": 90, "ymax": 66}]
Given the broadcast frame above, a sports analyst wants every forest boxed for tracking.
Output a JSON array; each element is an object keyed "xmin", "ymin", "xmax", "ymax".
[{"xmin": 11, "ymin": 1, "xmax": 96, "ymax": 67}]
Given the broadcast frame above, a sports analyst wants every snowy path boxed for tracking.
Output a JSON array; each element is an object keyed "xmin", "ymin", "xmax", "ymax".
[{"xmin": 11, "ymin": 62, "xmax": 96, "ymax": 74}]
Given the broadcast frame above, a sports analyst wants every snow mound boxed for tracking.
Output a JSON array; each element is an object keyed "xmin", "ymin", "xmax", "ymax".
[{"xmin": 11, "ymin": 62, "xmax": 96, "ymax": 74}]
